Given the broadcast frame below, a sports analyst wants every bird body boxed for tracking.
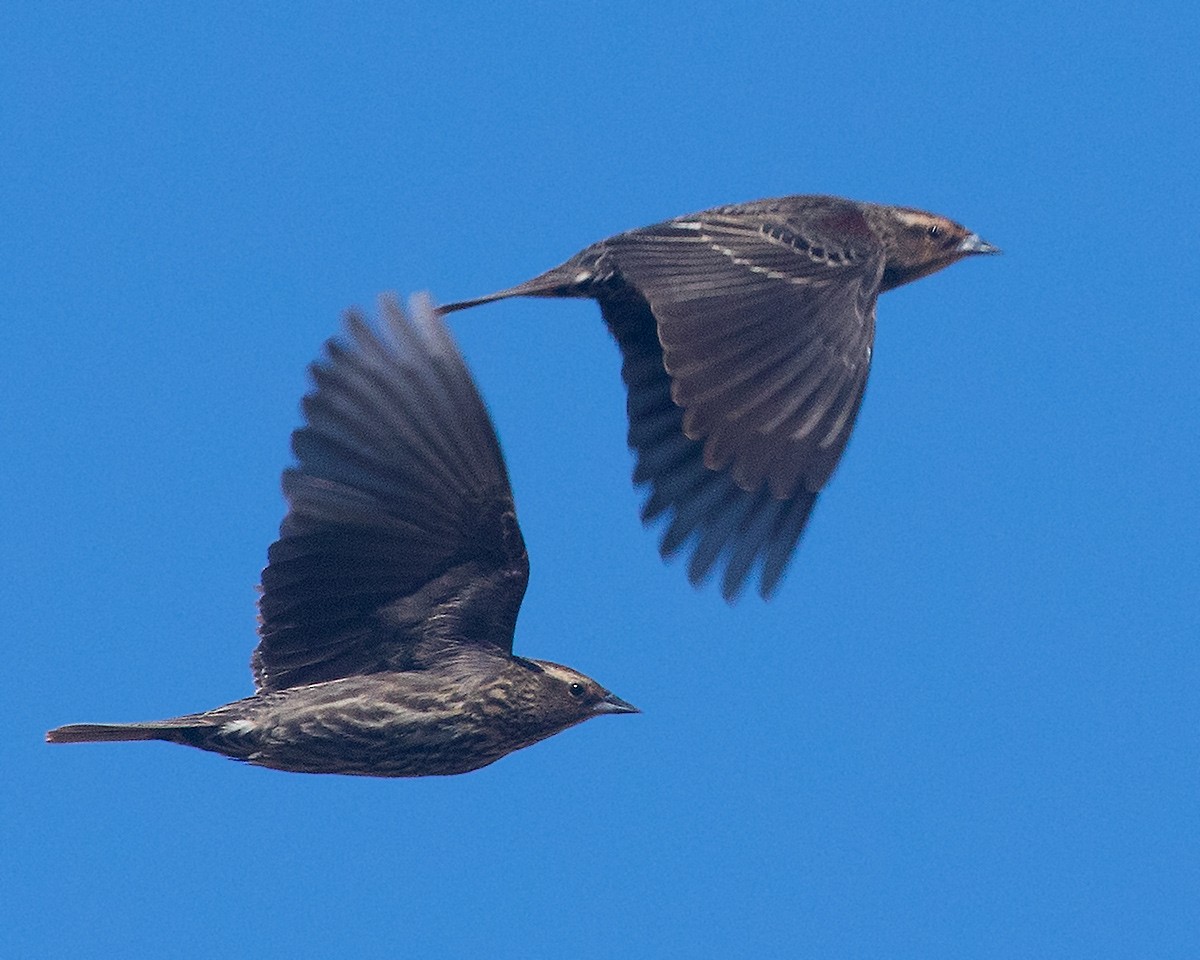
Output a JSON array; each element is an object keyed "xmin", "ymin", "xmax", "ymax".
[
  {"xmin": 47, "ymin": 296, "xmax": 637, "ymax": 777},
  {"xmin": 49, "ymin": 658, "xmax": 632, "ymax": 777},
  {"xmin": 440, "ymin": 194, "xmax": 998, "ymax": 600}
]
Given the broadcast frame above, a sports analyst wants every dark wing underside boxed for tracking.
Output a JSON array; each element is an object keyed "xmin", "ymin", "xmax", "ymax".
[
  {"xmin": 604, "ymin": 295, "xmax": 818, "ymax": 601},
  {"xmin": 252, "ymin": 295, "xmax": 528, "ymax": 692},
  {"xmin": 608, "ymin": 201, "xmax": 884, "ymax": 502}
]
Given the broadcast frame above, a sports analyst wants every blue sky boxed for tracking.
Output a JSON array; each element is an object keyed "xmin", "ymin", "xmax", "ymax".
[{"xmin": 4, "ymin": 3, "xmax": 1197, "ymax": 958}]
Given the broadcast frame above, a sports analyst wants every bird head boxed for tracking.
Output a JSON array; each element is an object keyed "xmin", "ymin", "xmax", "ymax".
[
  {"xmin": 521, "ymin": 659, "xmax": 640, "ymax": 729},
  {"xmin": 872, "ymin": 206, "xmax": 1000, "ymax": 292}
]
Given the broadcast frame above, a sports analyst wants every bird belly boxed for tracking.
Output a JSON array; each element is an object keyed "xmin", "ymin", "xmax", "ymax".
[{"xmin": 194, "ymin": 681, "xmax": 551, "ymax": 778}]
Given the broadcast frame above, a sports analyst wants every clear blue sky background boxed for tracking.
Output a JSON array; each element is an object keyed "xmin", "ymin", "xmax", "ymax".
[{"xmin": 4, "ymin": 4, "xmax": 1196, "ymax": 958}]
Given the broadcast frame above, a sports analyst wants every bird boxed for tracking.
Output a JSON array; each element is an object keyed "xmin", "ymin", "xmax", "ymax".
[
  {"xmin": 46, "ymin": 294, "xmax": 638, "ymax": 777},
  {"xmin": 439, "ymin": 194, "xmax": 999, "ymax": 601}
]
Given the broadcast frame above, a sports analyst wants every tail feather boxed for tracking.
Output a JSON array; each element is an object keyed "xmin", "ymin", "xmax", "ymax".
[
  {"xmin": 438, "ymin": 264, "xmax": 597, "ymax": 315},
  {"xmin": 46, "ymin": 722, "xmax": 167, "ymax": 743},
  {"xmin": 46, "ymin": 718, "xmax": 212, "ymax": 744},
  {"xmin": 437, "ymin": 290, "xmax": 520, "ymax": 314}
]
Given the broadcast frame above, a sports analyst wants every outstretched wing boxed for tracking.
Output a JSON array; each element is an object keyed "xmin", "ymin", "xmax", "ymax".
[
  {"xmin": 608, "ymin": 197, "xmax": 883, "ymax": 501},
  {"xmin": 252, "ymin": 294, "xmax": 528, "ymax": 692},
  {"xmin": 605, "ymin": 295, "xmax": 817, "ymax": 601}
]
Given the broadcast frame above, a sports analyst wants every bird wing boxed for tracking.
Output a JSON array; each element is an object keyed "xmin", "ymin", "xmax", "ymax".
[
  {"xmin": 607, "ymin": 204, "xmax": 884, "ymax": 500},
  {"xmin": 251, "ymin": 295, "xmax": 529, "ymax": 692},
  {"xmin": 605, "ymin": 296, "xmax": 817, "ymax": 600}
]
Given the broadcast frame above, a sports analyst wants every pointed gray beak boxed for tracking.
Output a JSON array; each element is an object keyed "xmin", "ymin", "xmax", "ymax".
[
  {"xmin": 594, "ymin": 692, "xmax": 640, "ymax": 715},
  {"xmin": 958, "ymin": 233, "xmax": 1001, "ymax": 255}
]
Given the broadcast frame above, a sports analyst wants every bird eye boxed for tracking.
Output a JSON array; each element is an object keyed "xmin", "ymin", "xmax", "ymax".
[
  {"xmin": 927, "ymin": 224, "xmax": 943, "ymax": 238},
  {"xmin": 568, "ymin": 682, "xmax": 585, "ymax": 698}
]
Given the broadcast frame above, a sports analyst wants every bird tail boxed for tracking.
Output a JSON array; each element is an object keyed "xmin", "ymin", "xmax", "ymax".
[
  {"xmin": 436, "ymin": 289, "xmax": 522, "ymax": 314},
  {"xmin": 47, "ymin": 722, "xmax": 170, "ymax": 743},
  {"xmin": 437, "ymin": 262, "xmax": 597, "ymax": 314},
  {"xmin": 46, "ymin": 716, "xmax": 215, "ymax": 745}
]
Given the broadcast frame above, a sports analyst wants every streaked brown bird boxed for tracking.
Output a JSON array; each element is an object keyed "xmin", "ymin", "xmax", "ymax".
[
  {"xmin": 46, "ymin": 295, "xmax": 638, "ymax": 777},
  {"xmin": 440, "ymin": 195, "xmax": 999, "ymax": 600}
]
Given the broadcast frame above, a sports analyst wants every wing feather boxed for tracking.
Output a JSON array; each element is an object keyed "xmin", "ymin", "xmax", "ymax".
[
  {"xmin": 608, "ymin": 209, "xmax": 881, "ymax": 501},
  {"xmin": 252, "ymin": 295, "xmax": 528, "ymax": 691},
  {"xmin": 604, "ymin": 297, "xmax": 818, "ymax": 599}
]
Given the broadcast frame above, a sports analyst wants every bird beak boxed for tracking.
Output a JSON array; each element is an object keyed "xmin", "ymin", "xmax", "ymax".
[
  {"xmin": 595, "ymin": 692, "xmax": 640, "ymax": 715},
  {"xmin": 957, "ymin": 233, "xmax": 1001, "ymax": 255}
]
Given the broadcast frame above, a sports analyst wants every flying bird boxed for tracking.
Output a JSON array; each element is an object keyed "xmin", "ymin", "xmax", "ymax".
[
  {"xmin": 47, "ymin": 294, "xmax": 638, "ymax": 777},
  {"xmin": 440, "ymin": 195, "xmax": 999, "ymax": 601}
]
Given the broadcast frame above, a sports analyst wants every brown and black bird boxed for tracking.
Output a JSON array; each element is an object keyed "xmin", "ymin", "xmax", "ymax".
[
  {"xmin": 46, "ymin": 295, "xmax": 638, "ymax": 777},
  {"xmin": 441, "ymin": 195, "xmax": 999, "ymax": 600}
]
